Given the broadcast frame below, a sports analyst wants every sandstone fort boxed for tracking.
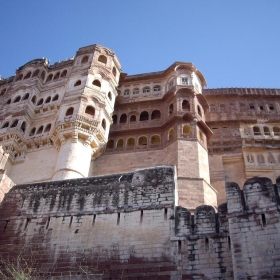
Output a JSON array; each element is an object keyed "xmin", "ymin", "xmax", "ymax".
[{"xmin": 0, "ymin": 44, "xmax": 280, "ymax": 279}]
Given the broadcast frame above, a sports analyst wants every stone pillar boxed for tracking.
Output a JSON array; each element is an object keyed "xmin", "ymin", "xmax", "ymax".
[{"xmin": 52, "ymin": 138, "xmax": 92, "ymax": 180}]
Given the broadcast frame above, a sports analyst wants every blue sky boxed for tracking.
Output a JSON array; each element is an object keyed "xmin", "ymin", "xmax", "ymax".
[{"xmin": 0, "ymin": 1, "xmax": 279, "ymax": 88}]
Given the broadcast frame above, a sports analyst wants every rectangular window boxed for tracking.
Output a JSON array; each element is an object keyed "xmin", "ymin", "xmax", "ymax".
[
  {"xmin": 181, "ymin": 77, "xmax": 188, "ymax": 85},
  {"xmin": 259, "ymin": 105, "xmax": 264, "ymax": 110},
  {"xmin": 250, "ymin": 105, "xmax": 255, "ymax": 110},
  {"xmin": 269, "ymin": 105, "xmax": 275, "ymax": 111}
]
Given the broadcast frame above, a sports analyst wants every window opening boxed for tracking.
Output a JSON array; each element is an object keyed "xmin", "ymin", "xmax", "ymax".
[
  {"xmin": 112, "ymin": 115, "xmax": 117, "ymax": 124},
  {"xmin": 130, "ymin": 115, "xmax": 136, "ymax": 122},
  {"xmin": 169, "ymin": 104, "xmax": 174, "ymax": 115},
  {"xmin": 102, "ymin": 119, "xmax": 106, "ymax": 130},
  {"xmin": 24, "ymin": 72, "xmax": 31, "ymax": 79},
  {"xmin": 81, "ymin": 56, "xmax": 89, "ymax": 64},
  {"xmin": 182, "ymin": 100, "xmax": 190, "ymax": 110},
  {"xmin": 66, "ymin": 107, "xmax": 74, "ymax": 116},
  {"xmin": 120, "ymin": 114, "xmax": 127, "ymax": 124},
  {"xmin": 153, "ymin": 85, "xmax": 161, "ymax": 92},
  {"xmin": 44, "ymin": 124, "xmax": 51, "ymax": 133},
  {"xmin": 85, "ymin": 106, "xmax": 95, "ymax": 117},
  {"xmin": 74, "ymin": 80, "xmax": 81, "ymax": 86},
  {"xmin": 140, "ymin": 111, "xmax": 149, "ymax": 121},
  {"xmin": 181, "ymin": 77, "xmax": 188, "ymax": 85},
  {"xmin": 23, "ymin": 93, "xmax": 29, "ymax": 100},
  {"xmin": 11, "ymin": 120, "xmax": 18, "ymax": 128},
  {"xmin": 151, "ymin": 110, "xmax": 161, "ymax": 120},
  {"xmin": 93, "ymin": 80, "xmax": 101, "ymax": 87},
  {"xmin": 98, "ymin": 55, "xmax": 107, "ymax": 64},
  {"xmin": 52, "ymin": 95, "xmax": 59, "ymax": 101},
  {"xmin": 13, "ymin": 96, "xmax": 20, "ymax": 103}
]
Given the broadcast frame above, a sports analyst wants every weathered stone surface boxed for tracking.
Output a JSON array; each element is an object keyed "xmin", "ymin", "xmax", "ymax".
[{"xmin": 1, "ymin": 168, "xmax": 280, "ymax": 279}]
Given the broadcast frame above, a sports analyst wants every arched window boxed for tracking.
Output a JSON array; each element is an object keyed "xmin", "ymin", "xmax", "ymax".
[
  {"xmin": 61, "ymin": 70, "xmax": 67, "ymax": 77},
  {"xmin": 120, "ymin": 114, "xmax": 127, "ymax": 124},
  {"xmin": 102, "ymin": 119, "xmax": 106, "ymax": 130},
  {"xmin": 32, "ymin": 69, "xmax": 40, "ymax": 77},
  {"xmin": 13, "ymin": 96, "xmax": 21, "ymax": 103},
  {"xmin": 20, "ymin": 122, "xmax": 26, "ymax": 133},
  {"xmin": 138, "ymin": 136, "xmax": 147, "ymax": 147},
  {"xmin": 81, "ymin": 56, "xmax": 89, "ymax": 64},
  {"xmin": 92, "ymin": 80, "xmax": 101, "ymax": 87},
  {"xmin": 127, "ymin": 138, "xmax": 135, "ymax": 148},
  {"xmin": 11, "ymin": 120, "xmax": 18, "ymax": 128},
  {"xmin": 150, "ymin": 135, "xmax": 161, "ymax": 145},
  {"xmin": 37, "ymin": 126, "xmax": 43, "ymax": 134},
  {"xmin": 0, "ymin": 88, "xmax": 6, "ymax": 96},
  {"xmin": 52, "ymin": 95, "xmax": 59, "ymax": 101},
  {"xmin": 24, "ymin": 72, "xmax": 31, "ymax": 79},
  {"xmin": 37, "ymin": 98, "xmax": 44, "ymax": 106},
  {"xmin": 46, "ymin": 74, "xmax": 53, "ymax": 82},
  {"xmin": 183, "ymin": 124, "xmax": 191, "ymax": 135},
  {"xmin": 31, "ymin": 96, "xmax": 36, "ymax": 104},
  {"xmin": 23, "ymin": 93, "xmax": 29, "ymax": 100},
  {"xmin": 108, "ymin": 92, "xmax": 112, "ymax": 101},
  {"xmin": 268, "ymin": 153, "xmax": 275, "ymax": 164},
  {"xmin": 44, "ymin": 124, "xmax": 51, "ymax": 133},
  {"xmin": 130, "ymin": 115, "xmax": 136, "ymax": 122},
  {"xmin": 85, "ymin": 106, "xmax": 95, "ymax": 117},
  {"xmin": 210, "ymin": 105, "xmax": 216, "ymax": 112},
  {"xmin": 253, "ymin": 126, "xmax": 261, "ymax": 136},
  {"xmin": 257, "ymin": 154, "xmax": 265, "ymax": 165},
  {"xmin": 151, "ymin": 110, "xmax": 161, "ymax": 120},
  {"xmin": 140, "ymin": 111, "xmax": 149, "ymax": 121},
  {"xmin": 124, "ymin": 89, "xmax": 130, "ymax": 97},
  {"xmin": 168, "ymin": 128, "xmax": 174, "ymax": 140},
  {"xmin": 65, "ymin": 107, "xmax": 74, "ymax": 116},
  {"xmin": 53, "ymin": 72, "xmax": 60, "ymax": 80},
  {"xmin": 197, "ymin": 105, "xmax": 202, "ymax": 116},
  {"xmin": 112, "ymin": 67, "xmax": 117, "ymax": 77},
  {"xmin": 169, "ymin": 104, "xmax": 174, "ymax": 115},
  {"xmin": 107, "ymin": 139, "xmax": 114, "ymax": 149},
  {"xmin": 142, "ymin": 87, "xmax": 150, "ymax": 94},
  {"xmin": 133, "ymin": 88, "xmax": 139, "ymax": 96},
  {"xmin": 40, "ymin": 71, "xmax": 46, "ymax": 81},
  {"xmin": 29, "ymin": 127, "xmax": 36, "ymax": 136},
  {"xmin": 112, "ymin": 115, "xmax": 117, "ymax": 124},
  {"xmin": 2, "ymin": 122, "xmax": 9, "ymax": 128},
  {"xmin": 230, "ymin": 103, "xmax": 236, "ymax": 111},
  {"xmin": 6, "ymin": 99, "xmax": 11, "ymax": 104},
  {"xmin": 153, "ymin": 85, "xmax": 161, "ymax": 92},
  {"xmin": 264, "ymin": 127, "xmax": 270, "ymax": 136},
  {"xmin": 182, "ymin": 100, "xmax": 190, "ymax": 110},
  {"xmin": 45, "ymin": 96, "xmax": 51, "ymax": 103},
  {"xmin": 273, "ymin": 127, "xmax": 280, "ymax": 136},
  {"xmin": 117, "ymin": 139, "xmax": 124, "ymax": 148},
  {"xmin": 74, "ymin": 80, "xmax": 81, "ymax": 86},
  {"xmin": 98, "ymin": 55, "xmax": 107, "ymax": 64},
  {"xmin": 16, "ymin": 74, "xmax": 23, "ymax": 81}
]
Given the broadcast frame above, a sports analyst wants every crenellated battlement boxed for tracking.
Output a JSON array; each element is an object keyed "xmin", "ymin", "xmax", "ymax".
[{"xmin": 226, "ymin": 176, "xmax": 280, "ymax": 214}]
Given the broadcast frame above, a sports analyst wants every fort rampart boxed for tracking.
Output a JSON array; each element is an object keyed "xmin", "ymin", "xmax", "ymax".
[{"xmin": 0, "ymin": 166, "xmax": 280, "ymax": 279}]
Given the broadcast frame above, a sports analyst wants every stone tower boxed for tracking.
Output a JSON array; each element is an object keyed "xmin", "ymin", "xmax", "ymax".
[
  {"xmin": 93, "ymin": 62, "xmax": 215, "ymax": 210},
  {"xmin": 51, "ymin": 45, "xmax": 121, "ymax": 180}
]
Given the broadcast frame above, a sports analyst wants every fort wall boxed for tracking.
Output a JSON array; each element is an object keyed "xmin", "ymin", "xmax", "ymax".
[{"xmin": 1, "ymin": 166, "xmax": 280, "ymax": 279}]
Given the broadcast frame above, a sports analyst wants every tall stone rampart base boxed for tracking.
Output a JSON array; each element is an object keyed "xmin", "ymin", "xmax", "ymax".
[{"xmin": 1, "ymin": 167, "xmax": 280, "ymax": 279}]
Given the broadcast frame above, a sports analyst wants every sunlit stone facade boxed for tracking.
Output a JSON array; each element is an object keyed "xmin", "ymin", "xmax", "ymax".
[{"xmin": 0, "ymin": 44, "xmax": 279, "ymax": 209}]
